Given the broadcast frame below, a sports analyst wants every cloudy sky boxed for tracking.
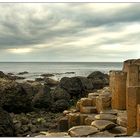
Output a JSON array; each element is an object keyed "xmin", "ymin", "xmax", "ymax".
[{"xmin": 0, "ymin": 3, "xmax": 140, "ymax": 62}]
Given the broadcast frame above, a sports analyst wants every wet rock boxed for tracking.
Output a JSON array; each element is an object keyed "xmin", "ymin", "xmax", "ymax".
[
  {"xmin": 45, "ymin": 78, "xmax": 59, "ymax": 87},
  {"xmin": 28, "ymin": 124, "xmax": 38, "ymax": 133},
  {"xmin": 21, "ymin": 116, "xmax": 29, "ymax": 125},
  {"xmin": 65, "ymin": 72, "xmax": 75, "ymax": 74},
  {"xmin": 35, "ymin": 77, "xmax": 44, "ymax": 82},
  {"xmin": 0, "ymin": 79, "xmax": 33, "ymax": 113},
  {"xmin": 21, "ymin": 125, "xmax": 29, "ymax": 132},
  {"xmin": 52, "ymin": 99, "xmax": 69, "ymax": 112},
  {"xmin": 0, "ymin": 108, "xmax": 15, "ymax": 137},
  {"xmin": 59, "ymin": 77, "xmax": 83, "ymax": 98},
  {"xmin": 18, "ymin": 71, "xmax": 29, "ymax": 75},
  {"xmin": 52, "ymin": 87, "xmax": 70, "ymax": 101},
  {"xmin": 68, "ymin": 125, "xmax": 98, "ymax": 137},
  {"xmin": 87, "ymin": 71, "xmax": 109, "ymax": 88},
  {"xmin": 32, "ymin": 84, "xmax": 52, "ymax": 109},
  {"xmin": 91, "ymin": 120, "xmax": 116, "ymax": 131},
  {"xmin": 94, "ymin": 114, "xmax": 117, "ymax": 123},
  {"xmin": 0, "ymin": 71, "xmax": 8, "ymax": 78},
  {"xmin": 41, "ymin": 73, "xmax": 54, "ymax": 77}
]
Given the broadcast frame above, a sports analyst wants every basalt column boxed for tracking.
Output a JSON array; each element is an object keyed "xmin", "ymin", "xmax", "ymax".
[
  {"xmin": 127, "ymin": 86, "xmax": 140, "ymax": 135},
  {"xmin": 110, "ymin": 71, "xmax": 127, "ymax": 110},
  {"xmin": 122, "ymin": 59, "xmax": 135, "ymax": 73},
  {"xmin": 126, "ymin": 64, "xmax": 140, "ymax": 110}
]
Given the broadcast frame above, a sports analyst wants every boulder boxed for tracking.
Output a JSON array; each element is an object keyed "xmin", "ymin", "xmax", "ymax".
[
  {"xmin": 87, "ymin": 71, "xmax": 109, "ymax": 88},
  {"xmin": 91, "ymin": 120, "xmax": 116, "ymax": 131},
  {"xmin": 94, "ymin": 114, "xmax": 117, "ymax": 123},
  {"xmin": 0, "ymin": 108, "xmax": 15, "ymax": 137},
  {"xmin": 68, "ymin": 125, "xmax": 98, "ymax": 137},
  {"xmin": 51, "ymin": 99, "xmax": 69, "ymax": 112},
  {"xmin": 52, "ymin": 87, "xmax": 70, "ymax": 101},
  {"xmin": 44, "ymin": 78, "xmax": 59, "ymax": 87},
  {"xmin": 0, "ymin": 79, "xmax": 33, "ymax": 113},
  {"xmin": 77, "ymin": 76, "xmax": 94, "ymax": 91},
  {"xmin": 59, "ymin": 77, "xmax": 83, "ymax": 98},
  {"xmin": 32, "ymin": 84, "xmax": 52, "ymax": 109}
]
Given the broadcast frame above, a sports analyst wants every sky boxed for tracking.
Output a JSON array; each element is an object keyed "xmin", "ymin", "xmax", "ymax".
[{"xmin": 0, "ymin": 3, "xmax": 140, "ymax": 62}]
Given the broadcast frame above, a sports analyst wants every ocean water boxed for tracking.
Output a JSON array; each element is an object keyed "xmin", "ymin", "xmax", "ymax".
[{"xmin": 0, "ymin": 62, "xmax": 123, "ymax": 80}]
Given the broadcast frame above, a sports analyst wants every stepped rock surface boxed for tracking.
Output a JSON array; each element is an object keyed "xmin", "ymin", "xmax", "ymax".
[{"xmin": 68, "ymin": 125, "xmax": 98, "ymax": 137}]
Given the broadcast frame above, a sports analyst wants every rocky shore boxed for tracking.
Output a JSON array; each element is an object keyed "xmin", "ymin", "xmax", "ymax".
[{"xmin": 0, "ymin": 70, "xmax": 109, "ymax": 137}]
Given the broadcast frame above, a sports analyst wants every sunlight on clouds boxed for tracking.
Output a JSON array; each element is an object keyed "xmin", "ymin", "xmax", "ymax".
[
  {"xmin": 8, "ymin": 48, "xmax": 33, "ymax": 54},
  {"xmin": 99, "ymin": 44, "xmax": 122, "ymax": 51}
]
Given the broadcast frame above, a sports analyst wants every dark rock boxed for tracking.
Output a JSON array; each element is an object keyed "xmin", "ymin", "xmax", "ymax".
[
  {"xmin": 0, "ymin": 71, "xmax": 7, "ymax": 78},
  {"xmin": 52, "ymin": 87, "xmax": 70, "ymax": 101},
  {"xmin": 59, "ymin": 77, "xmax": 83, "ymax": 98},
  {"xmin": 58, "ymin": 116, "xmax": 69, "ymax": 132},
  {"xmin": 7, "ymin": 73, "xmax": 14, "ymax": 75},
  {"xmin": 52, "ymin": 99, "xmax": 69, "ymax": 112},
  {"xmin": 32, "ymin": 84, "xmax": 52, "ymax": 109},
  {"xmin": 41, "ymin": 73, "xmax": 54, "ymax": 77},
  {"xmin": 28, "ymin": 124, "xmax": 38, "ymax": 133},
  {"xmin": 65, "ymin": 72, "xmax": 75, "ymax": 74},
  {"xmin": 0, "ymin": 79, "xmax": 33, "ymax": 113},
  {"xmin": 21, "ymin": 125, "xmax": 29, "ymax": 133},
  {"xmin": 45, "ymin": 78, "xmax": 59, "ymax": 87},
  {"xmin": 77, "ymin": 76, "xmax": 94, "ymax": 90},
  {"xmin": 0, "ymin": 107, "xmax": 15, "ymax": 137},
  {"xmin": 18, "ymin": 71, "xmax": 29, "ymax": 75},
  {"xmin": 87, "ymin": 71, "xmax": 109, "ymax": 88},
  {"xmin": 35, "ymin": 77, "xmax": 44, "ymax": 82}
]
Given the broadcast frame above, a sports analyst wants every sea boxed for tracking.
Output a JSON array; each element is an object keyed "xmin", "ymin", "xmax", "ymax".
[{"xmin": 0, "ymin": 62, "xmax": 123, "ymax": 81}]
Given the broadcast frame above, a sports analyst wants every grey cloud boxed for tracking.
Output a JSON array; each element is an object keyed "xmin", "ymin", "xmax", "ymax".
[{"xmin": 0, "ymin": 3, "xmax": 139, "ymax": 61}]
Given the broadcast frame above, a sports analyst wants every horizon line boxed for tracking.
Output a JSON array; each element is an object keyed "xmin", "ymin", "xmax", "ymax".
[{"xmin": 0, "ymin": 61, "xmax": 123, "ymax": 63}]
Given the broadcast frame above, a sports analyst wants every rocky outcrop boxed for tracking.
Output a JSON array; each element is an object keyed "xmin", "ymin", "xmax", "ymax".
[
  {"xmin": 87, "ymin": 71, "xmax": 109, "ymax": 88},
  {"xmin": 32, "ymin": 84, "xmax": 52, "ymax": 109},
  {"xmin": 0, "ymin": 79, "xmax": 34, "ymax": 113},
  {"xmin": 0, "ymin": 108, "xmax": 15, "ymax": 137}
]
